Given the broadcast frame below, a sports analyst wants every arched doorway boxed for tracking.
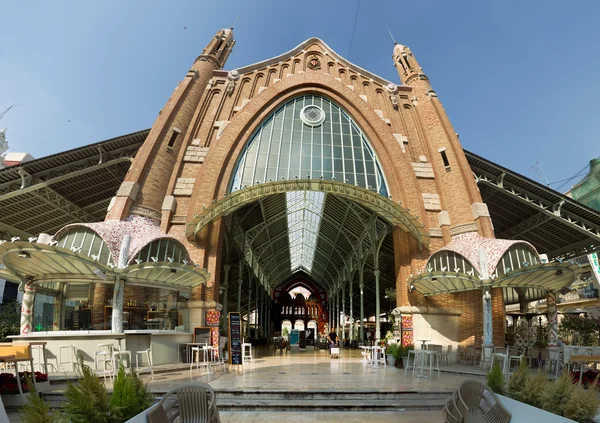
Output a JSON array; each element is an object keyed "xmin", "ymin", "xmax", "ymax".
[
  {"xmin": 281, "ymin": 320, "xmax": 292, "ymax": 337},
  {"xmin": 294, "ymin": 320, "xmax": 305, "ymax": 330}
]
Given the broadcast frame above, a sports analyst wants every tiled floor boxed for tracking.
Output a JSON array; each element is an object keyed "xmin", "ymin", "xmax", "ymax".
[{"xmin": 6, "ymin": 347, "xmax": 485, "ymax": 422}]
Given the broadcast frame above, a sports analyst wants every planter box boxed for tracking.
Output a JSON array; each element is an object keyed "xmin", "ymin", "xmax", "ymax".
[{"xmin": 497, "ymin": 395, "xmax": 575, "ymax": 422}]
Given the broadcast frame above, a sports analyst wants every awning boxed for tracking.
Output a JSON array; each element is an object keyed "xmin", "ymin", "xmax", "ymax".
[
  {"xmin": 410, "ymin": 261, "xmax": 582, "ymax": 297},
  {"xmin": 0, "ymin": 241, "xmax": 210, "ymax": 290}
]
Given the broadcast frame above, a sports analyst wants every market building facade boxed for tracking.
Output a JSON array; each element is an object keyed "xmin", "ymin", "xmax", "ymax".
[{"xmin": 1, "ymin": 28, "xmax": 595, "ymax": 365}]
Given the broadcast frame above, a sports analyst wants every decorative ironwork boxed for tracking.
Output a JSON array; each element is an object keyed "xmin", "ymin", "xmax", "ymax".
[{"xmin": 187, "ymin": 179, "xmax": 428, "ymax": 248}]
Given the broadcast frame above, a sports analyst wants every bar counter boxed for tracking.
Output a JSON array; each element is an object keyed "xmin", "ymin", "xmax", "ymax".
[{"xmin": 10, "ymin": 330, "xmax": 193, "ymax": 366}]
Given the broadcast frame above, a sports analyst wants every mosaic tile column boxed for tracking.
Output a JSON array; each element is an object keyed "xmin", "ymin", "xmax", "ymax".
[
  {"xmin": 483, "ymin": 287, "xmax": 493, "ymax": 347},
  {"xmin": 401, "ymin": 315, "xmax": 413, "ymax": 347},
  {"xmin": 547, "ymin": 291, "xmax": 558, "ymax": 347},
  {"xmin": 20, "ymin": 278, "xmax": 35, "ymax": 335},
  {"xmin": 112, "ymin": 234, "xmax": 131, "ymax": 334}
]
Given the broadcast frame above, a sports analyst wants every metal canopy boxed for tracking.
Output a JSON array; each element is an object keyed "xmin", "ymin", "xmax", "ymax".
[
  {"xmin": 411, "ymin": 261, "xmax": 582, "ymax": 297},
  {"xmin": 465, "ymin": 149, "xmax": 600, "ymax": 259},
  {"xmin": 0, "ymin": 130, "xmax": 148, "ymax": 239},
  {"xmin": 0, "ymin": 241, "xmax": 209, "ymax": 291},
  {"xmin": 221, "ymin": 191, "xmax": 397, "ymax": 318}
]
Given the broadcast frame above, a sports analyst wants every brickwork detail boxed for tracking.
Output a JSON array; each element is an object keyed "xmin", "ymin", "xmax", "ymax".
[
  {"xmin": 215, "ymin": 121, "xmax": 230, "ymax": 139},
  {"xmin": 450, "ymin": 222, "xmax": 479, "ymax": 237},
  {"xmin": 393, "ymin": 134, "xmax": 408, "ymax": 153},
  {"xmin": 422, "ymin": 193, "xmax": 441, "ymax": 211},
  {"xmin": 116, "ymin": 182, "xmax": 140, "ymax": 200},
  {"xmin": 162, "ymin": 196, "xmax": 177, "ymax": 212},
  {"xmin": 471, "ymin": 202, "xmax": 490, "ymax": 219},
  {"xmin": 184, "ymin": 146, "xmax": 210, "ymax": 163},
  {"xmin": 359, "ymin": 94, "xmax": 367, "ymax": 102},
  {"xmin": 438, "ymin": 211, "xmax": 451, "ymax": 226},
  {"xmin": 129, "ymin": 205, "xmax": 161, "ymax": 222},
  {"xmin": 174, "ymin": 178, "xmax": 196, "ymax": 196},
  {"xmin": 412, "ymin": 162, "xmax": 435, "ymax": 179}
]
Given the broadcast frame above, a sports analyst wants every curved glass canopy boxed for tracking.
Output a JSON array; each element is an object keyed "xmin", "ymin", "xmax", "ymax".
[{"xmin": 230, "ymin": 94, "xmax": 389, "ymax": 196}]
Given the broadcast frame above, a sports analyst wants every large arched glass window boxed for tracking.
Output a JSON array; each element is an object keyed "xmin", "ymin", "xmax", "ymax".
[{"xmin": 230, "ymin": 95, "xmax": 389, "ymax": 196}]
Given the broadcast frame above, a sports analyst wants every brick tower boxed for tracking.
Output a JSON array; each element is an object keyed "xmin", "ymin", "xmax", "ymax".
[{"xmin": 106, "ymin": 29, "xmax": 235, "ymax": 224}]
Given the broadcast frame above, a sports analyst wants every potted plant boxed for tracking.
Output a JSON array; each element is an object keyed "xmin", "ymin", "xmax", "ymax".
[
  {"xmin": 386, "ymin": 343, "xmax": 398, "ymax": 367},
  {"xmin": 395, "ymin": 343, "xmax": 415, "ymax": 369}
]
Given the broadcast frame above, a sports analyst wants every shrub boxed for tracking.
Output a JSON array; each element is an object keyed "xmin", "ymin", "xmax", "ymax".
[
  {"xmin": 520, "ymin": 370, "xmax": 547, "ymax": 408},
  {"xmin": 486, "ymin": 360, "xmax": 505, "ymax": 395},
  {"xmin": 61, "ymin": 361, "xmax": 118, "ymax": 423},
  {"xmin": 507, "ymin": 360, "xmax": 529, "ymax": 402},
  {"xmin": 0, "ymin": 301, "xmax": 21, "ymax": 342},
  {"xmin": 562, "ymin": 383, "xmax": 600, "ymax": 422},
  {"xmin": 110, "ymin": 364, "xmax": 153, "ymax": 420},
  {"xmin": 21, "ymin": 375, "xmax": 59, "ymax": 423},
  {"xmin": 539, "ymin": 372, "xmax": 575, "ymax": 417}
]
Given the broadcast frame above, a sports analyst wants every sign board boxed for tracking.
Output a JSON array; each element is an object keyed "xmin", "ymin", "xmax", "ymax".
[
  {"xmin": 299, "ymin": 330, "xmax": 306, "ymax": 349},
  {"xmin": 228, "ymin": 312, "xmax": 242, "ymax": 365},
  {"xmin": 193, "ymin": 327, "xmax": 211, "ymax": 345},
  {"xmin": 305, "ymin": 327, "xmax": 315, "ymax": 347},
  {"xmin": 289, "ymin": 329, "xmax": 299, "ymax": 346}
]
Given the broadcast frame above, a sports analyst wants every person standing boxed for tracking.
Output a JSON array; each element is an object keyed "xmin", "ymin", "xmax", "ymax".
[{"xmin": 327, "ymin": 327, "xmax": 338, "ymax": 352}]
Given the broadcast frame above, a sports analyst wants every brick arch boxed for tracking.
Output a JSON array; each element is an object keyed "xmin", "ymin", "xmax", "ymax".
[{"xmin": 188, "ymin": 71, "xmax": 426, "ymax": 224}]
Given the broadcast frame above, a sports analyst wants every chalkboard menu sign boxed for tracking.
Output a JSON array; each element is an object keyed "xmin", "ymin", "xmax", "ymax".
[
  {"xmin": 299, "ymin": 330, "xmax": 306, "ymax": 349},
  {"xmin": 228, "ymin": 312, "xmax": 242, "ymax": 365}
]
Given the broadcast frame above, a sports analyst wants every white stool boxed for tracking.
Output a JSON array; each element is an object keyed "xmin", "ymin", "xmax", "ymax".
[
  {"xmin": 112, "ymin": 350, "xmax": 132, "ymax": 376},
  {"xmin": 58, "ymin": 345, "xmax": 77, "ymax": 373},
  {"xmin": 242, "ymin": 343, "xmax": 253, "ymax": 364},
  {"xmin": 31, "ymin": 344, "xmax": 54, "ymax": 374},
  {"xmin": 405, "ymin": 349, "xmax": 420, "ymax": 375},
  {"xmin": 424, "ymin": 350, "xmax": 440, "ymax": 378},
  {"xmin": 135, "ymin": 348, "xmax": 154, "ymax": 379},
  {"xmin": 95, "ymin": 343, "xmax": 115, "ymax": 380},
  {"xmin": 189, "ymin": 346, "xmax": 209, "ymax": 377}
]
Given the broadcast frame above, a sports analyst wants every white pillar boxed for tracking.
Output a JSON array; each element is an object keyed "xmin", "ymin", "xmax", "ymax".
[
  {"xmin": 359, "ymin": 271, "xmax": 364, "ymax": 343},
  {"xmin": 112, "ymin": 234, "xmax": 131, "ymax": 334},
  {"xmin": 349, "ymin": 276, "xmax": 353, "ymax": 342}
]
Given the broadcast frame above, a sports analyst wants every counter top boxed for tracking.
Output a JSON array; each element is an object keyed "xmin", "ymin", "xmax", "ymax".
[{"xmin": 10, "ymin": 330, "xmax": 192, "ymax": 339}]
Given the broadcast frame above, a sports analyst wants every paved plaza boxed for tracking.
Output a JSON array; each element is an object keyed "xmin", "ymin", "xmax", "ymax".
[{"xmin": 7, "ymin": 346, "xmax": 487, "ymax": 422}]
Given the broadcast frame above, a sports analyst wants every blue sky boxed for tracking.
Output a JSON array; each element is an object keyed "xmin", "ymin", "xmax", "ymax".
[{"xmin": 1, "ymin": 0, "xmax": 599, "ymax": 190}]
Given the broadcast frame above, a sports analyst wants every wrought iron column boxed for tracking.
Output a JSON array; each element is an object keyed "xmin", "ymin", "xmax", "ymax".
[
  {"xmin": 247, "ymin": 267, "xmax": 252, "ymax": 339},
  {"xmin": 341, "ymin": 282, "xmax": 346, "ymax": 341},
  {"xmin": 336, "ymin": 289, "xmax": 340, "ymax": 339},
  {"xmin": 222, "ymin": 265, "xmax": 230, "ymax": 326},
  {"xmin": 359, "ymin": 274, "xmax": 364, "ymax": 343},
  {"xmin": 349, "ymin": 275, "xmax": 353, "ymax": 342},
  {"xmin": 374, "ymin": 269, "xmax": 381, "ymax": 342},
  {"xmin": 237, "ymin": 277, "xmax": 242, "ymax": 314}
]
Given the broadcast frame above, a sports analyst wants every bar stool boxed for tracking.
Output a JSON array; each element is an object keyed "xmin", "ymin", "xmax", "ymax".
[
  {"xmin": 424, "ymin": 350, "xmax": 440, "ymax": 378},
  {"xmin": 242, "ymin": 343, "xmax": 253, "ymax": 364},
  {"xmin": 135, "ymin": 348, "xmax": 154, "ymax": 379},
  {"xmin": 31, "ymin": 344, "xmax": 54, "ymax": 374},
  {"xmin": 189, "ymin": 346, "xmax": 209, "ymax": 377},
  {"xmin": 58, "ymin": 345, "xmax": 77, "ymax": 373},
  {"xmin": 95, "ymin": 343, "xmax": 115, "ymax": 380},
  {"xmin": 113, "ymin": 349, "xmax": 132, "ymax": 376},
  {"xmin": 405, "ymin": 349, "xmax": 421, "ymax": 375}
]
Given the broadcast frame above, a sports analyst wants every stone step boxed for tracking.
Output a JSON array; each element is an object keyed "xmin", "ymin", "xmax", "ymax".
[
  {"xmin": 212, "ymin": 389, "xmax": 451, "ymax": 401},
  {"xmin": 216, "ymin": 398, "xmax": 446, "ymax": 412}
]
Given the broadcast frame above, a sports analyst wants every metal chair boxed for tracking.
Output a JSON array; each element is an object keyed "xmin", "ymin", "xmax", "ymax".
[
  {"xmin": 147, "ymin": 382, "xmax": 220, "ymax": 423},
  {"xmin": 443, "ymin": 396, "xmax": 461, "ymax": 423},
  {"xmin": 59, "ymin": 345, "xmax": 78, "ymax": 373},
  {"xmin": 453, "ymin": 380, "xmax": 511, "ymax": 423},
  {"xmin": 464, "ymin": 345, "xmax": 477, "ymax": 364},
  {"xmin": 442, "ymin": 345, "xmax": 453, "ymax": 366}
]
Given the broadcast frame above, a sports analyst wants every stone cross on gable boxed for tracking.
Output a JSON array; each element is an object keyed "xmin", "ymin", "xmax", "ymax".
[{"xmin": 0, "ymin": 128, "xmax": 8, "ymax": 158}]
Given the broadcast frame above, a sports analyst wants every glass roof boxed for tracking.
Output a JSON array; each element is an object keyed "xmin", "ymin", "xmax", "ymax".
[
  {"xmin": 230, "ymin": 94, "xmax": 389, "ymax": 196},
  {"xmin": 286, "ymin": 191, "xmax": 325, "ymax": 273}
]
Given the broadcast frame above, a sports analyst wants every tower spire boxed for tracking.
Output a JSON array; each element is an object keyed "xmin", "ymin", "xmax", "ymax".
[{"xmin": 393, "ymin": 43, "xmax": 429, "ymax": 87}]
